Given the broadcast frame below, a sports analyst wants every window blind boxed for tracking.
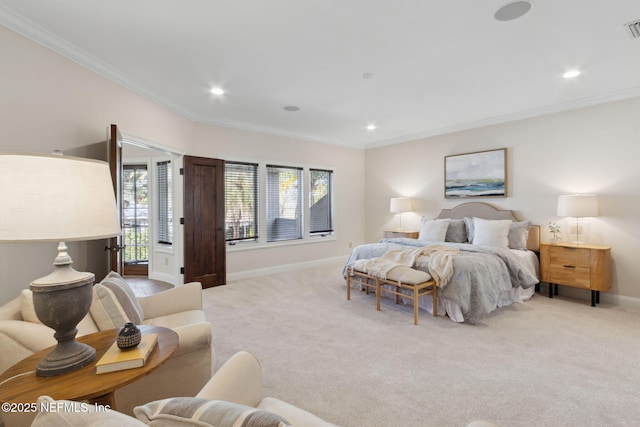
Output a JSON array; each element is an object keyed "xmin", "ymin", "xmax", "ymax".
[
  {"xmin": 225, "ymin": 161, "xmax": 259, "ymax": 242},
  {"xmin": 309, "ymin": 169, "xmax": 333, "ymax": 234},
  {"xmin": 266, "ymin": 165, "xmax": 302, "ymax": 242},
  {"xmin": 157, "ymin": 160, "xmax": 172, "ymax": 245}
]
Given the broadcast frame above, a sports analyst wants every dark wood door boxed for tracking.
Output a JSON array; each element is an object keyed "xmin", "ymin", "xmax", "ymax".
[
  {"xmin": 183, "ymin": 155, "xmax": 226, "ymax": 288},
  {"xmin": 107, "ymin": 124, "xmax": 124, "ymax": 274}
]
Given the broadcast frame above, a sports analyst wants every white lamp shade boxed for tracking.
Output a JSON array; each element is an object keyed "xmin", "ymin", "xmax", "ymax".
[
  {"xmin": 390, "ymin": 197, "xmax": 412, "ymax": 213},
  {"xmin": 557, "ymin": 194, "xmax": 599, "ymax": 218},
  {"xmin": 0, "ymin": 153, "xmax": 121, "ymax": 242}
]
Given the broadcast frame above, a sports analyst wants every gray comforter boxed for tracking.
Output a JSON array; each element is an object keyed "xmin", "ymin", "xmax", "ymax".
[{"xmin": 343, "ymin": 238, "xmax": 540, "ymax": 322}]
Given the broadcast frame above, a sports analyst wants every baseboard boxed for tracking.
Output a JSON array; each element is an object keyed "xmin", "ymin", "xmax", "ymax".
[
  {"xmin": 602, "ymin": 293, "xmax": 640, "ymax": 309},
  {"xmin": 227, "ymin": 256, "xmax": 346, "ymax": 282},
  {"xmin": 538, "ymin": 282, "xmax": 640, "ymax": 310}
]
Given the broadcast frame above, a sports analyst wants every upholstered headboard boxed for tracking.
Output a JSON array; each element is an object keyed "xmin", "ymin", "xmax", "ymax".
[{"xmin": 435, "ymin": 202, "xmax": 540, "ymax": 251}]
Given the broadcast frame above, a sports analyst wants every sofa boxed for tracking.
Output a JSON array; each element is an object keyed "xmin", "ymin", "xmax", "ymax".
[
  {"xmin": 30, "ymin": 350, "xmax": 337, "ymax": 427},
  {"xmin": 0, "ymin": 272, "xmax": 214, "ymax": 426}
]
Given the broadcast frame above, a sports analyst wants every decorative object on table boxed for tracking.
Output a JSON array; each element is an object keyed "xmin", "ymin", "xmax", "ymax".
[
  {"xmin": 117, "ymin": 322, "xmax": 142, "ymax": 350},
  {"xmin": 444, "ymin": 148, "xmax": 506, "ymax": 198},
  {"xmin": 96, "ymin": 333, "xmax": 158, "ymax": 374},
  {"xmin": 0, "ymin": 153, "xmax": 121, "ymax": 376},
  {"xmin": 389, "ymin": 197, "xmax": 412, "ymax": 230},
  {"xmin": 547, "ymin": 221, "xmax": 562, "ymax": 243},
  {"xmin": 557, "ymin": 194, "xmax": 599, "ymax": 244}
]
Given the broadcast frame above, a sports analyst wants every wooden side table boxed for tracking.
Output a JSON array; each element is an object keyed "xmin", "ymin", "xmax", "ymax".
[
  {"xmin": 384, "ymin": 230, "xmax": 419, "ymax": 239},
  {"xmin": 0, "ymin": 325, "xmax": 178, "ymax": 410},
  {"xmin": 540, "ymin": 242, "xmax": 611, "ymax": 307}
]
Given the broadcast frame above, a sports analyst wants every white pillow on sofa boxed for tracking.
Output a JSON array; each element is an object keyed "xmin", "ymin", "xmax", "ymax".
[
  {"xmin": 418, "ymin": 218, "xmax": 450, "ymax": 242},
  {"xmin": 471, "ymin": 218, "xmax": 512, "ymax": 248}
]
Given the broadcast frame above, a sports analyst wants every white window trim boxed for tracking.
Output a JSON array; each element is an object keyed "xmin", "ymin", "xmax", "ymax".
[
  {"xmin": 154, "ymin": 156, "xmax": 174, "ymax": 251},
  {"xmin": 222, "ymin": 155, "xmax": 336, "ymax": 252}
]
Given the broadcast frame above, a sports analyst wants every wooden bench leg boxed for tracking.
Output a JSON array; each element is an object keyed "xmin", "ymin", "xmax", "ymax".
[
  {"xmin": 346, "ymin": 274, "xmax": 351, "ymax": 300},
  {"xmin": 432, "ymin": 284, "xmax": 438, "ymax": 317},
  {"xmin": 413, "ymin": 285, "xmax": 419, "ymax": 325},
  {"xmin": 376, "ymin": 278, "xmax": 381, "ymax": 312}
]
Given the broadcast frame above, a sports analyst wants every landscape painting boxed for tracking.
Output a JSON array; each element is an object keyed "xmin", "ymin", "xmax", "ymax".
[{"xmin": 445, "ymin": 148, "xmax": 506, "ymax": 198}]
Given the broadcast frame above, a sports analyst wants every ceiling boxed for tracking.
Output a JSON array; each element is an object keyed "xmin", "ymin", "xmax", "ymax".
[{"xmin": 1, "ymin": 0, "xmax": 640, "ymax": 149}]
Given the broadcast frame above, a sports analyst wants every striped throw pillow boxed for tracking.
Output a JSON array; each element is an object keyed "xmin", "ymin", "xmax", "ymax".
[
  {"xmin": 90, "ymin": 271, "xmax": 144, "ymax": 330},
  {"xmin": 134, "ymin": 398, "xmax": 291, "ymax": 427}
]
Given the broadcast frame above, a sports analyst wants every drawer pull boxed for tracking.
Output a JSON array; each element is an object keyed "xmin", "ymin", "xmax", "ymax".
[{"xmin": 563, "ymin": 265, "xmax": 576, "ymax": 269}]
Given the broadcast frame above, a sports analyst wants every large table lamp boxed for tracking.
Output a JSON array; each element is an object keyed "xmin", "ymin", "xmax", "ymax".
[
  {"xmin": 0, "ymin": 153, "xmax": 120, "ymax": 376},
  {"xmin": 557, "ymin": 194, "xmax": 599, "ymax": 244},
  {"xmin": 390, "ymin": 197, "xmax": 413, "ymax": 231}
]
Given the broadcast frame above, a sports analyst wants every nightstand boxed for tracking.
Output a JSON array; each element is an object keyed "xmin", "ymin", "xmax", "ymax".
[
  {"xmin": 384, "ymin": 230, "xmax": 419, "ymax": 239},
  {"xmin": 540, "ymin": 242, "xmax": 611, "ymax": 307}
]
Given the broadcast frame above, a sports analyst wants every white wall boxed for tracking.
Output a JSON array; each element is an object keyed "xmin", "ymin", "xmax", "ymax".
[
  {"xmin": 0, "ymin": 26, "xmax": 196, "ymax": 304},
  {"xmin": 3, "ymin": 21, "xmax": 637, "ymax": 308},
  {"xmin": 190, "ymin": 123, "xmax": 366, "ymax": 280},
  {"xmin": 365, "ymin": 96, "xmax": 640, "ymax": 304},
  {"xmin": 0, "ymin": 26, "xmax": 366, "ymax": 304}
]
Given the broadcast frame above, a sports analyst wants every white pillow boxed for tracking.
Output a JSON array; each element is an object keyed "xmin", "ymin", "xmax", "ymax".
[
  {"xmin": 418, "ymin": 218, "xmax": 450, "ymax": 242},
  {"xmin": 472, "ymin": 218, "xmax": 512, "ymax": 248}
]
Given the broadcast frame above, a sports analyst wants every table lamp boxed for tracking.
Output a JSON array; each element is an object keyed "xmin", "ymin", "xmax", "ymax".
[
  {"xmin": 0, "ymin": 153, "xmax": 120, "ymax": 376},
  {"xmin": 390, "ymin": 197, "xmax": 412, "ymax": 231},
  {"xmin": 557, "ymin": 194, "xmax": 599, "ymax": 244}
]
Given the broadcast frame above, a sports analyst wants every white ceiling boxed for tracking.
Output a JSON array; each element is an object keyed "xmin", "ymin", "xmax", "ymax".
[{"xmin": 2, "ymin": 0, "xmax": 640, "ymax": 149}]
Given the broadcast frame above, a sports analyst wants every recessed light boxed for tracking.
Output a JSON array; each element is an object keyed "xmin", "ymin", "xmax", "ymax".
[
  {"xmin": 366, "ymin": 124, "xmax": 377, "ymax": 131},
  {"xmin": 562, "ymin": 70, "xmax": 581, "ymax": 79},
  {"xmin": 283, "ymin": 106, "xmax": 300, "ymax": 112},
  {"xmin": 362, "ymin": 72, "xmax": 374, "ymax": 79},
  {"xmin": 494, "ymin": 1, "xmax": 533, "ymax": 22},
  {"xmin": 210, "ymin": 87, "xmax": 225, "ymax": 95}
]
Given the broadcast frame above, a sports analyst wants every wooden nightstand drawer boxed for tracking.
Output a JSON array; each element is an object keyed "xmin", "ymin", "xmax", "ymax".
[
  {"xmin": 547, "ymin": 246, "xmax": 591, "ymax": 268},
  {"xmin": 540, "ymin": 242, "xmax": 612, "ymax": 307},
  {"xmin": 545, "ymin": 264, "xmax": 591, "ymax": 289}
]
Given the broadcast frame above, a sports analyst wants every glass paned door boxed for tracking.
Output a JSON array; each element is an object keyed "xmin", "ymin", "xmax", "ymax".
[{"xmin": 122, "ymin": 164, "xmax": 149, "ymax": 275}]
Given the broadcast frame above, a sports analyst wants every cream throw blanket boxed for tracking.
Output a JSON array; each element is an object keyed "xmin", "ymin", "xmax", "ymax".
[{"xmin": 349, "ymin": 245, "xmax": 459, "ymax": 287}]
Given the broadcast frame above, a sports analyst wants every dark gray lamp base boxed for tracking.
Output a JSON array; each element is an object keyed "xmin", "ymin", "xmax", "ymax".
[
  {"xmin": 30, "ymin": 243, "xmax": 97, "ymax": 377},
  {"xmin": 35, "ymin": 338, "xmax": 96, "ymax": 377}
]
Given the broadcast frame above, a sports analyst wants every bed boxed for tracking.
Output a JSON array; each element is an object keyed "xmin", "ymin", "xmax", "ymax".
[{"xmin": 343, "ymin": 202, "xmax": 540, "ymax": 323}]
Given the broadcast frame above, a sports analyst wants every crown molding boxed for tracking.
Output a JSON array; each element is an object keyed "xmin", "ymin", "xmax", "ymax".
[
  {"xmin": 3, "ymin": 4, "xmax": 639, "ymax": 152},
  {"xmin": 0, "ymin": 5, "xmax": 200, "ymax": 121},
  {"xmin": 0, "ymin": 5, "xmax": 362, "ymax": 149},
  {"xmin": 364, "ymin": 86, "xmax": 640, "ymax": 149}
]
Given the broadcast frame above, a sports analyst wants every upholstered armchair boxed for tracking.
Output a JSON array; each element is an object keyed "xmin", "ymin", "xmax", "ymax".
[
  {"xmin": 30, "ymin": 351, "xmax": 338, "ymax": 427},
  {"xmin": 0, "ymin": 272, "xmax": 214, "ymax": 426}
]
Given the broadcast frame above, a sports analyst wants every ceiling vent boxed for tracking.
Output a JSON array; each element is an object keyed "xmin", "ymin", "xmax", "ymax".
[{"xmin": 625, "ymin": 20, "xmax": 640, "ymax": 39}]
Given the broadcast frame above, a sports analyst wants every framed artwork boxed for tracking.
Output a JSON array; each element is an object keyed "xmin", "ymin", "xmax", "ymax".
[{"xmin": 444, "ymin": 148, "xmax": 507, "ymax": 198}]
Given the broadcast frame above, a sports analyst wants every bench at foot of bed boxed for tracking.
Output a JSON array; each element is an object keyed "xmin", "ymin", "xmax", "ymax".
[{"xmin": 346, "ymin": 266, "xmax": 437, "ymax": 325}]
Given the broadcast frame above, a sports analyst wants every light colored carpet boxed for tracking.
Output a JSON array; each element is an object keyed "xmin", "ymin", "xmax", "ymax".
[{"xmin": 202, "ymin": 261, "xmax": 640, "ymax": 427}]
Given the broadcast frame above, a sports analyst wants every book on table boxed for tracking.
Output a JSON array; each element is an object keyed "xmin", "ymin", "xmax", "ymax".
[{"xmin": 96, "ymin": 333, "xmax": 158, "ymax": 374}]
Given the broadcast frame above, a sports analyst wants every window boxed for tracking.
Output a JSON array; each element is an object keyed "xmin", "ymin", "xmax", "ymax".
[
  {"xmin": 225, "ymin": 162, "xmax": 258, "ymax": 243},
  {"xmin": 157, "ymin": 160, "xmax": 173, "ymax": 245},
  {"xmin": 224, "ymin": 160, "xmax": 334, "ymax": 246},
  {"xmin": 267, "ymin": 165, "xmax": 303, "ymax": 242},
  {"xmin": 122, "ymin": 164, "xmax": 149, "ymax": 263},
  {"xmin": 310, "ymin": 169, "xmax": 333, "ymax": 235}
]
